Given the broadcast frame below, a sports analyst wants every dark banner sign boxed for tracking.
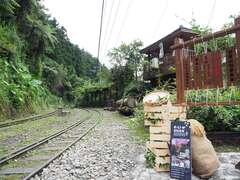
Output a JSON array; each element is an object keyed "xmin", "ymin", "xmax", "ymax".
[{"xmin": 170, "ymin": 121, "xmax": 191, "ymax": 180}]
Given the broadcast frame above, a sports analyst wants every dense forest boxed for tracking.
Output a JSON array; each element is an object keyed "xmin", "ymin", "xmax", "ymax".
[{"xmin": 0, "ymin": 0, "xmax": 109, "ymax": 119}]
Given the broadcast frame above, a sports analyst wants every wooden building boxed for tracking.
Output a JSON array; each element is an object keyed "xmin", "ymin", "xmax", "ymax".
[{"xmin": 140, "ymin": 26, "xmax": 198, "ymax": 86}]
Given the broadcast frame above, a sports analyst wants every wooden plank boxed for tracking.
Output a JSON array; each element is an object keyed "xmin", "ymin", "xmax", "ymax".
[
  {"xmin": 226, "ymin": 47, "xmax": 238, "ymax": 85},
  {"xmin": 147, "ymin": 141, "xmax": 169, "ymax": 149},
  {"xmin": 169, "ymin": 105, "xmax": 186, "ymax": 113},
  {"xmin": 213, "ymin": 50, "xmax": 223, "ymax": 88},
  {"xmin": 154, "ymin": 166, "xmax": 169, "ymax": 172},
  {"xmin": 171, "ymin": 22, "xmax": 240, "ymax": 49},
  {"xmin": 235, "ymin": 17, "xmax": 240, "ymax": 78},
  {"xmin": 145, "ymin": 112, "xmax": 186, "ymax": 120},
  {"xmin": 150, "ymin": 134, "xmax": 170, "ymax": 142},
  {"xmin": 144, "ymin": 105, "xmax": 169, "ymax": 113},
  {"xmin": 193, "ymin": 55, "xmax": 202, "ymax": 89},
  {"xmin": 150, "ymin": 126, "xmax": 170, "ymax": 134},
  {"xmin": 156, "ymin": 156, "xmax": 170, "ymax": 164},
  {"xmin": 145, "ymin": 112, "xmax": 163, "ymax": 119},
  {"xmin": 187, "ymin": 101, "xmax": 240, "ymax": 106},
  {"xmin": 153, "ymin": 148, "xmax": 170, "ymax": 156},
  {"xmin": 202, "ymin": 52, "xmax": 212, "ymax": 88},
  {"xmin": 144, "ymin": 119, "xmax": 170, "ymax": 126},
  {"xmin": 168, "ymin": 112, "xmax": 186, "ymax": 120},
  {"xmin": 174, "ymin": 38, "xmax": 185, "ymax": 104},
  {"xmin": 183, "ymin": 55, "xmax": 192, "ymax": 89},
  {"xmin": 146, "ymin": 142, "xmax": 170, "ymax": 156}
]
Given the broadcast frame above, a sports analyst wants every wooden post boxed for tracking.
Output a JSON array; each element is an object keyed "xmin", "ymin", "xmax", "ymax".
[
  {"xmin": 94, "ymin": 92, "xmax": 97, "ymax": 107},
  {"xmin": 103, "ymin": 89, "xmax": 107, "ymax": 106},
  {"xmin": 174, "ymin": 38, "xmax": 185, "ymax": 104},
  {"xmin": 235, "ymin": 17, "xmax": 240, "ymax": 77}
]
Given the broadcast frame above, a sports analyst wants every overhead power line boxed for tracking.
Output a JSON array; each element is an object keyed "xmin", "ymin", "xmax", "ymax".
[
  {"xmin": 97, "ymin": 0, "xmax": 105, "ymax": 62},
  {"xmin": 152, "ymin": 0, "xmax": 168, "ymax": 40},
  {"xmin": 103, "ymin": 0, "xmax": 121, "ymax": 57},
  {"xmin": 207, "ymin": 0, "xmax": 216, "ymax": 26},
  {"xmin": 101, "ymin": 0, "xmax": 115, "ymax": 56},
  {"xmin": 115, "ymin": 0, "xmax": 135, "ymax": 46}
]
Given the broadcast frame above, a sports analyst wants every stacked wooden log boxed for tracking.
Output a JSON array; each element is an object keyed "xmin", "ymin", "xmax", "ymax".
[{"xmin": 143, "ymin": 91, "xmax": 186, "ymax": 172}]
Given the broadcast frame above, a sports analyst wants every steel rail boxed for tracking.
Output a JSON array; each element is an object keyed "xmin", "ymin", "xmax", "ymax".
[
  {"xmin": 24, "ymin": 109, "xmax": 103, "ymax": 180},
  {"xmin": 0, "ymin": 109, "xmax": 92, "ymax": 165},
  {"xmin": 0, "ymin": 109, "xmax": 60, "ymax": 129}
]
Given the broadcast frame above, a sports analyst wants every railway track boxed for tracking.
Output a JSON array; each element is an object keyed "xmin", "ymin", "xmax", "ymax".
[
  {"xmin": 0, "ymin": 109, "xmax": 60, "ymax": 129},
  {"xmin": 0, "ymin": 109, "xmax": 102, "ymax": 180}
]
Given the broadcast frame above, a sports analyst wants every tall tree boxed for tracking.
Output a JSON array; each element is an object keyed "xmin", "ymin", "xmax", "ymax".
[{"xmin": 108, "ymin": 40, "xmax": 144, "ymax": 98}]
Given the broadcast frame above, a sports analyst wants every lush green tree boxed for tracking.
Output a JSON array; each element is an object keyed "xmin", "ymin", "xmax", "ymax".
[
  {"xmin": 0, "ymin": 0, "xmax": 105, "ymax": 118},
  {"xmin": 108, "ymin": 40, "xmax": 144, "ymax": 98},
  {"xmin": 108, "ymin": 40, "xmax": 144, "ymax": 81}
]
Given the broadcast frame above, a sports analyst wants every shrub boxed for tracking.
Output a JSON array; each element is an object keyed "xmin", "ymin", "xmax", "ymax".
[
  {"xmin": 187, "ymin": 106, "xmax": 240, "ymax": 132},
  {"xmin": 186, "ymin": 88, "xmax": 240, "ymax": 132}
]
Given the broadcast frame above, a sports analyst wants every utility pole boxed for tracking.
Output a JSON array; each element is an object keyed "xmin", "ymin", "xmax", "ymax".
[{"xmin": 97, "ymin": 0, "xmax": 105, "ymax": 74}]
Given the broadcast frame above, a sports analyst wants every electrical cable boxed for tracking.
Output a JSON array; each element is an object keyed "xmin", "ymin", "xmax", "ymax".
[
  {"xmin": 207, "ymin": 0, "xmax": 216, "ymax": 26},
  {"xmin": 152, "ymin": 0, "xmax": 168, "ymax": 40},
  {"xmin": 102, "ymin": 0, "xmax": 121, "ymax": 58},
  {"xmin": 101, "ymin": 0, "xmax": 115, "ymax": 58},
  {"xmin": 97, "ymin": 0, "xmax": 105, "ymax": 63},
  {"xmin": 115, "ymin": 0, "xmax": 135, "ymax": 45}
]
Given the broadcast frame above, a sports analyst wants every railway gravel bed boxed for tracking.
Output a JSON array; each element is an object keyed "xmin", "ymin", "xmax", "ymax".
[
  {"xmin": 32, "ymin": 110, "xmax": 240, "ymax": 180},
  {"xmin": 0, "ymin": 109, "xmax": 88, "ymax": 157},
  {"xmin": 0, "ymin": 109, "xmax": 100, "ymax": 179}
]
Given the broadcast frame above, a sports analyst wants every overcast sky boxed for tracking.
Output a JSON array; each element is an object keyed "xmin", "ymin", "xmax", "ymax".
[{"xmin": 42, "ymin": 0, "xmax": 240, "ymax": 67}]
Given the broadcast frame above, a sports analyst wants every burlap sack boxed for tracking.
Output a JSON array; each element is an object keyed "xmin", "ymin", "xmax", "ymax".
[{"xmin": 188, "ymin": 119, "xmax": 220, "ymax": 178}]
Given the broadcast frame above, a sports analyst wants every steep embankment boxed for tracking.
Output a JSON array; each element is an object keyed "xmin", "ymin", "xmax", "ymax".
[{"xmin": 0, "ymin": 1, "xmax": 102, "ymax": 119}]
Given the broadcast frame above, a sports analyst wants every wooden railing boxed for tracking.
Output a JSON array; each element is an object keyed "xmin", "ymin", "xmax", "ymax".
[{"xmin": 171, "ymin": 17, "xmax": 240, "ymax": 106}]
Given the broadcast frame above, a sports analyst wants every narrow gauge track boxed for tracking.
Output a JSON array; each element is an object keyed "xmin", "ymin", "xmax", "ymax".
[
  {"xmin": 0, "ymin": 109, "xmax": 102, "ymax": 180},
  {"xmin": 0, "ymin": 109, "xmax": 60, "ymax": 129}
]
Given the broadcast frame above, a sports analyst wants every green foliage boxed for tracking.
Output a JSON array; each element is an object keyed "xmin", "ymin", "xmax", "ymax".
[
  {"xmin": 187, "ymin": 105, "xmax": 240, "ymax": 132},
  {"xmin": 126, "ymin": 103, "xmax": 149, "ymax": 141},
  {"xmin": 0, "ymin": 0, "xmax": 104, "ymax": 118},
  {"xmin": 0, "ymin": 24, "xmax": 21, "ymax": 54},
  {"xmin": 123, "ymin": 81, "xmax": 146, "ymax": 98},
  {"xmin": 159, "ymin": 163, "xmax": 170, "ymax": 169},
  {"xmin": 133, "ymin": 103, "xmax": 145, "ymax": 125},
  {"xmin": 74, "ymin": 79, "xmax": 112, "ymax": 106},
  {"xmin": 145, "ymin": 149, "xmax": 156, "ymax": 168},
  {"xmin": 0, "ymin": 57, "xmax": 57, "ymax": 118},
  {"xmin": 186, "ymin": 87, "xmax": 240, "ymax": 131},
  {"xmin": 108, "ymin": 40, "xmax": 145, "ymax": 99},
  {"xmin": 183, "ymin": 16, "xmax": 240, "ymax": 132},
  {"xmin": 0, "ymin": 0, "xmax": 19, "ymax": 16},
  {"xmin": 190, "ymin": 17, "xmax": 235, "ymax": 54}
]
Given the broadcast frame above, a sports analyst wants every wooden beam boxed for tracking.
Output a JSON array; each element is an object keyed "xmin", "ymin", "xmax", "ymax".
[
  {"xmin": 171, "ymin": 23, "xmax": 240, "ymax": 50},
  {"xmin": 174, "ymin": 38, "xmax": 185, "ymax": 104},
  {"xmin": 186, "ymin": 101, "xmax": 240, "ymax": 106}
]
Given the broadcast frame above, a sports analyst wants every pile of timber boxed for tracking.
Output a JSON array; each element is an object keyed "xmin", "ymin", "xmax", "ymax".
[
  {"xmin": 143, "ymin": 91, "xmax": 186, "ymax": 172},
  {"xmin": 117, "ymin": 96, "xmax": 137, "ymax": 116}
]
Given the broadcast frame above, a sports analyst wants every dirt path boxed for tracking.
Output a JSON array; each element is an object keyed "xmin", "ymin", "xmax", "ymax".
[{"xmin": 32, "ymin": 109, "xmax": 240, "ymax": 180}]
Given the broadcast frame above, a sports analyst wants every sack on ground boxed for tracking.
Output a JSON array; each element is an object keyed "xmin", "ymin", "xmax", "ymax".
[{"xmin": 188, "ymin": 119, "xmax": 220, "ymax": 178}]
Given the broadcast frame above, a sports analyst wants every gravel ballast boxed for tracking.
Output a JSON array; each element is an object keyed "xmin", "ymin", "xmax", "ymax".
[{"xmin": 32, "ymin": 110, "xmax": 240, "ymax": 180}]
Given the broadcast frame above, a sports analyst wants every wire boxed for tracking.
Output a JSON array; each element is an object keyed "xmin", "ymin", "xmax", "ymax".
[
  {"xmin": 115, "ymin": 0, "xmax": 135, "ymax": 45},
  {"xmin": 97, "ymin": 0, "xmax": 105, "ymax": 63},
  {"xmin": 152, "ymin": 0, "xmax": 168, "ymax": 40},
  {"xmin": 101, "ymin": 0, "xmax": 115, "ymax": 57},
  {"xmin": 102, "ymin": 0, "xmax": 121, "ymax": 58},
  {"xmin": 207, "ymin": 0, "xmax": 216, "ymax": 26}
]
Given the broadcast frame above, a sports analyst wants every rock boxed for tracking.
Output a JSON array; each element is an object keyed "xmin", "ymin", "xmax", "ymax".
[
  {"xmin": 235, "ymin": 161, "xmax": 240, "ymax": 170},
  {"xmin": 118, "ymin": 106, "xmax": 134, "ymax": 116}
]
